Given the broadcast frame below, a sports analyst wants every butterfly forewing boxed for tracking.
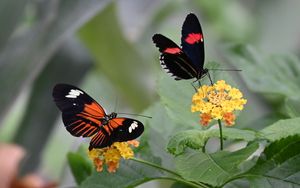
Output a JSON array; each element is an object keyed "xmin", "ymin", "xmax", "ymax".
[
  {"xmin": 53, "ymin": 84, "xmax": 106, "ymax": 137},
  {"xmin": 53, "ymin": 84, "xmax": 145, "ymax": 150},
  {"xmin": 152, "ymin": 34, "xmax": 198, "ymax": 79},
  {"xmin": 181, "ymin": 13, "xmax": 205, "ymax": 71},
  {"xmin": 89, "ymin": 118, "xmax": 144, "ymax": 150}
]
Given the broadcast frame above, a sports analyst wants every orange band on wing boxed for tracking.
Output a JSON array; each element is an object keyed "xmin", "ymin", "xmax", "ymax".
[
  {"xmin": 109, "ymin": 118, "xmax": 125, "ymax": 129},
  {"xmin": 83, "ymin": 102, "xmax": 105, "ymax": 117},
  {"xmin": 77, "ymin": 113, "xmax": 101, "ymax": 126}
]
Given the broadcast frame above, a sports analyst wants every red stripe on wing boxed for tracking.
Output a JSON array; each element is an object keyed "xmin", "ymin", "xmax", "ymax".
[
  {"xmin": 164, "ymin": 48, "xmax": 181, "ymax": 54},
  {"xmin": 185, "ymin": 33, "xmax": 203, "ymax": 44}
]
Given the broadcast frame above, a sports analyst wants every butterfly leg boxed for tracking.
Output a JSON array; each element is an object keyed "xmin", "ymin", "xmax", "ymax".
[
  {"xmin": 197, "ymin": 79, "xmax": 202, "ymax": 88},
  {"xmin": 207, "ymin": 72, "xmax": 214, "ymax": 86},
  {"xmin": 191, "ymin": 82, "xmax": 198, "ymax": 92},
  {"xmin": 191, "ymin": 78, "xmax": 202, "ymax": 92}
]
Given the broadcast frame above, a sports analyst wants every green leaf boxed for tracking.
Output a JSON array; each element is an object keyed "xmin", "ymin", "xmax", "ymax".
[
  {"xmin": 78, "ymin": 3, "xmax": 152, "ymax": 111},
  {"xmin": 244, "ymin": 136, "xmax": 300, "ymax": 188},
  {"xmin": 0, "ymin": 0, "xmax": 110, "ymax": 122},
  {"xmin": 168, "ymin": 128, "xmax": 257, "ymax": 156},
  {"xmin": 67, "ymin": 152, "xmax": 93, "ymax": 185},
  {"xmin": 0, "ymin": 0, "xmax": 28, "ymax": 50},
  {"xmin": 260, "ymin": 117, "xmax": 300, "ymax": 142},
  {"xmin": 229, "ymin": 46, "xmax": 300, "ymax": 119},
  {"xmin": 13, "ymin": 39, "xmax": 92, "ymax": 175},
  {"xmin": 175, "ymin": 143, "xmax": 259, "ymax": 186},
  {"xmin": 232, "ymin": 46, "xmax": 300, "ymax": 99},
  {"xmin": 144, "ymin": 103, "xmax": 179, "ymax": 169},
  {"xmin": 229, "ymin": 46, "xmax": 300, "ymax": 100},
  {"xmin": 80, "ymin": 159, "xmax": 164, "ymax": 188},
  {"xmin": 284, "ymin": 97, "xmax": 300, "ymax": 118},
  {"xmin": 157, "ymin": 74, "xmax": 200, "ymax": 128}
]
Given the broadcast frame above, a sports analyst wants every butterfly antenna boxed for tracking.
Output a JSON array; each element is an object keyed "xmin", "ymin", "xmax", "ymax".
[
  {"xmin": 117, "ymin": 112, "xmax": 152, "ymax": 119},
  {"xmin": 191, "ymin": 82, "xmax": 198, "ymax": 92},
  {"xmin": 208, "ymin": 68, "xmax": 242, "ymax": 72},
  {"xmin": 114, "ymin": 95, "xmax": 119, "ymax": 112}
]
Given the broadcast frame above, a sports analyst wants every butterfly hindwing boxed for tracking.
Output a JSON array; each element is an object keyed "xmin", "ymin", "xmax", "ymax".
[
  {"xmin": 53, "ymin": 84, "xmax": 145, "ymax": 150},
  {"xmin": 89, "ymin": 127, "xmax": 112, "ymax": 150},
  {"xmin": 89, "ymin": 118, "xmax": 144, "ymax": 150},
  {"xmin": 152, "ymin": 34, "xmax": 198, "ymax": 80},
  {"xmin": 181, "ymin": 13, "xmax": 205, "ymax": 71},
  {"xmin": 53, "ymin": 84, "xmax": 105, "ymax": 137}
]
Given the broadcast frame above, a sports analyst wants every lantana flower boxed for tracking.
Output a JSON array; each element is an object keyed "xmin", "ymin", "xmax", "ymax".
[
  {"xmin": 88, "ymin": 140, "xmax": 139, "ymax": 173},
  {"xmin": 191, "ymin": 80, "xmax": 247, "ymax": 126}
]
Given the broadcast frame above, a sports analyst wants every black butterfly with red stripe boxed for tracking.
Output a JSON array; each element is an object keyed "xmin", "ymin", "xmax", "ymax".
[
  {"xmin": 152, "ymin": 13, "xmax": 208, "ymax": 81},
  {"xmin": 52, "ymin": 84, "xmax": 144, "ymax": 150}
]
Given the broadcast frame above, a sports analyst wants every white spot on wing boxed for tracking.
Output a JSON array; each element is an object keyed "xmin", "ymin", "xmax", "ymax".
[
  {"xmin": 129, "ymin": 126, "xmax": 132, "ymax": 133},
  {"xmin": 159, "ymin": 54, "xmax": 181, "ymax": 80},
  {"xmin": 128, "ymin": 121, "xmax": 138, "ymax": 133},
  {"xmin": 65, "ymin": 89, "xmax": 83, "ymax": 98}
]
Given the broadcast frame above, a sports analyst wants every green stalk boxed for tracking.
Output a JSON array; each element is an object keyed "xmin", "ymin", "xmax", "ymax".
[
  {"xmin": 130, "ymin": 158, "xmax": 211, "ymax": 188},
  {"xmin": 130, "ymin": 157, "xmax": 181, "ymax": 177},
  {"xmin": 218, "ymin": 119, "xmax": 223, "ymax": 150}
]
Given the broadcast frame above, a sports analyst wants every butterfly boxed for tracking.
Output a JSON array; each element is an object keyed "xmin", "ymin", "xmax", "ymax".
[
  {"xmin": 52, "ymin": 84, "xmax": 144, "ymax": 150},
  {"xmin": 152, "ymin": 13, "xmax": 209, "ymax": 81}
]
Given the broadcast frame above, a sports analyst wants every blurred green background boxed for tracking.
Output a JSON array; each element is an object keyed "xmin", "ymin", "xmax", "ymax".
[{"xmin": 0, "ymin": 0, "xmax": 300, "ymax": 187}]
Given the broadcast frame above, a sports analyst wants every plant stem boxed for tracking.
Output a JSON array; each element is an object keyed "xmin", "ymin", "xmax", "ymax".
[
  {"xmin": 162, "ymin": 177, "xmax": 208, "ymax": 188},
  {"xmin": 218, "ymin": 119, "xmax": 223, "ymax": 150},
  {"xmin": 130, "ymin": 157, "xmax": 181, "ymax": 177},
  {"xmin": 130, "ymin": 158, "xmax": 211, "ymax": 188}
]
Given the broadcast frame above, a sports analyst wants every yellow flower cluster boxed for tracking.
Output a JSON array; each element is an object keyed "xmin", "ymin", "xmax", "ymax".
[
  {"xmin": 191, "ymin": 80, "xmax": 247, "ymax": 126},
  {"xmin": 88, "ymin": 140, "xmax": 139, "ymax": 173}
]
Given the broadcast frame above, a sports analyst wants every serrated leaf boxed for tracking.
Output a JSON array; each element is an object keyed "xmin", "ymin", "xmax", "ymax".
[
  {"xmin": 80, "ymin": 159, "xmax": 164, "ymax": 188},
  {"xmin": 244, "ymin": 136, "xmax": 300, "ymax": 188},
  {"xmin": 229, "ymin": 46, "xmax": 300, "ymax": 100},
  {"xmin": 175, "ymin": 143, "xmax": 259, "ymax": 186},
  {"xmin": 68, "ymin": 152, "xmax": 93, "ymax": 185},
  {"xmin": 168, "ymin": 128, "xmax": 257, "ymax": 155},
  {"xmin": 260, "ymin": 117, "xmax": 300, "ymax": 142}
]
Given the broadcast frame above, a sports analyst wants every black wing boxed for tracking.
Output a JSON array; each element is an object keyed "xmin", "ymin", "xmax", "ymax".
[
  {"xmin": 181, "ymin": 13, "xmax": 205, "ymax": 72},
  {"xmin": 89, "ymin": 118, "xmax": 144, "ymax": 150},
  {"xmin": 53, "ymin": 84, "xmax": 106, "ymax": 137},
  {"xmin": 152, "ymin": 34, "xmax": 198, "ymax": 80}
]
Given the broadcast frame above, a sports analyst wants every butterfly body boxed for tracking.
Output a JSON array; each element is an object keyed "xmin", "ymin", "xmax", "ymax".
[
  {"xmin": 100, "ymin": 112, "xmax": 117, "ymax": 125},
  {"xmin": 52, "ymin": 84, "xmax": 144, "ymax": 150},
  {"xmin": 153, "ymin": 13, "xmax": 207, "ymax": 81}
]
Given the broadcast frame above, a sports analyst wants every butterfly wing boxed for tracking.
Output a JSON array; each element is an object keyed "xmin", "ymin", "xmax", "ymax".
[
  {"xmin": 89, "ymin": 118, "xmax": 144, "ymax": 150},
  {"xmin": 181, "ymin": 13, "xmax": 205, "ymax": 73},
  {"xmin": 152, "ymin": 34, "xmax": 198, "ymax": 80},
  {"xmin": 53, "ymin": 84, "xmax": 105, "ymax": 137}
]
